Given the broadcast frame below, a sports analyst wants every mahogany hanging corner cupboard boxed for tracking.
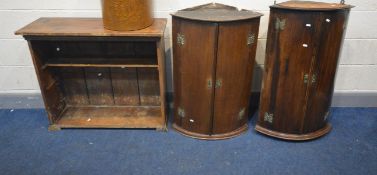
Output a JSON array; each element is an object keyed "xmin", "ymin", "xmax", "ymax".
[
  {"xmin": 172, "ymin": 3, "xmax": 263, "ymax": 140},
  {"xmin": 256, "ymin": 1, "xmax": 354, "ymax": 140}
]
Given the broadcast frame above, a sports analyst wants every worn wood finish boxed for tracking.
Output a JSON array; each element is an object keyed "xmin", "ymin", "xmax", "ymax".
[
  {"xmin": 303, "ymin": 10, "xmax": 350, "ymax": 133},
  {"xmin": 85, "ymin": 68, "xmax": 114, "ymax": 105},
  {"xmin": 55, "ymin": 106, "xmax": 163, "ymax": 128},
  {"xmin": 156, "ymin": 37, "xmax": 167, "ymax": 130},
  {"xmin": 213, "ymin": 19, "xmax": 260, "ymax": 135},
  {"xmin": 172, "ymin": 3, "xmax": 263, "ymax": 22},
  {"xmin": 172, "ymin": 4, "xmax": 262, "ymax": 139},
  {"xmin": 173, "ymin": 18, "xmax": 217, "ymax": 135},
  {"xmin": 15, "ymin": 18, "xmax": 166, "ymax": 37},
  {"xmin": 102, "ymin": 0, "xmax": 153, "ymax": 31},
  {"xmin": 173, "ymin": 123, "xmax": 248, "ymax": 140},
  {"xmin": 111, "ymin": 68, "xmax": 140, "ymax": 106},
  {"xmin": 44, "ymin": 58, "xmax": 158, "ymax": 68},
  {"xmin": 16, "ymin": 18, "xmax": 167, "ymax": 130},
  {"xmin": 60, "ymin": 68, "xmax": 89, "ymax": 105},
  {"xmin": 256, "ymin": 1, "xmax": 353, "ymax": 140},
  {"xmin": 271, "ymin": 1, "xmax": 354, "ymax": 11},
  {"xmin": 138, "ymin": 68, "xmax": 161, "ymax": 106},
  {"xmin": 28, "ymin": 41, "xmax": 66, "ymax": 123}
]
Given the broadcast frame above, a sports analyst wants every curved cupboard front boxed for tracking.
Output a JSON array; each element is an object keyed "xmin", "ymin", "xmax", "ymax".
[
  {"xmin": 172, "ymin": 3, "xmax": 263, "ymax": 140},
  {"xmin": 256, "ymin": 1, "xmax": 353, "ymax": 140}
]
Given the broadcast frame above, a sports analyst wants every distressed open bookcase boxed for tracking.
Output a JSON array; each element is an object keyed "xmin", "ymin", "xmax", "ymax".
[{"xmin": 16, "ymin": 18, "xmax": 167, "ymax": 131}]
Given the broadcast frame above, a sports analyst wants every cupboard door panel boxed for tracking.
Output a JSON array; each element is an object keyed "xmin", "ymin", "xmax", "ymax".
[
  {"xmin": 85, "ymin": 68, "xmax": 114, "ymax": 105},
  {"xmin": 173, "ymin": 18, "xmax": 217, "ymax": 135},
  {"xmin": 213, "ymin": 19, "xmax": 260, "ymax": 134},
  {"xmin": 258, "ymin": 10, "xmax": 318, "ymax": 134},
  {"xmin": 304, "ymin": 10, "xmax": 350, "ymax": 133}
]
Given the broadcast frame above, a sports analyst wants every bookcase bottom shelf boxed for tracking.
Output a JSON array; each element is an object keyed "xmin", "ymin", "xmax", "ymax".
[{"xmin": 49, "ymin": 106, "xmax": 166, "ymax": 130}]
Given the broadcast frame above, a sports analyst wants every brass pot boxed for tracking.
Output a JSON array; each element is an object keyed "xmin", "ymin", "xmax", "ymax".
[{"xmin": 102, "ymin": 0, "xmax": 154, "ymax": 31}]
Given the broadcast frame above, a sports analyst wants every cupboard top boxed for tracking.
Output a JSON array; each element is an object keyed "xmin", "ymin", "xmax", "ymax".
[
  {"xmin": 271, "ymin": 1, "xmax": 354, "ymax": 11},
  {"xmin": 15, "ymin": 18, "xmax": 166, "ymax": 37},
  {"xmin": 171, "ymin": 3, "xmax": 263, "ymax": 22}
]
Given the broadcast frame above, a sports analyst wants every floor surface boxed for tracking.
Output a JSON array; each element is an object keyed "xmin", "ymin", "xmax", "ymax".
[{"xmin": 0, "ymin": 108, "xmax": 376, "ymax": 175}]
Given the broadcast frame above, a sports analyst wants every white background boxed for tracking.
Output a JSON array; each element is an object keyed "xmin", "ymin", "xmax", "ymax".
[{"xmin": 0, "ymin": 0, "xmax": 376, "ymax": 95}]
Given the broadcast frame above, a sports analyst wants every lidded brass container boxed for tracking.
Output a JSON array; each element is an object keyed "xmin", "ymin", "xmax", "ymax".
[{"xmin": 102, "ymin": 0, "xmax": 153, "ymax": 31}]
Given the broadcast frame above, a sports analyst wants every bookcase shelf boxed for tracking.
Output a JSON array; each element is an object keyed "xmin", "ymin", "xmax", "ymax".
[{"xmin": 43, "ymin": 58, "xmax": 158, "ymax": 68}]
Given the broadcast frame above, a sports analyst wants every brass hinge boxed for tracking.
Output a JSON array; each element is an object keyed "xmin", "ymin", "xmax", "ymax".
[
  {"xmin": 178, "ymin": 107, "xmax": 185, "ymax": 118},
  {"xmin": 238, "ymin": 108, "xmax": 246, "ymax": 120},
  {"xmin": 215, "ymin": 79, "xmax": 222, "ymax": 89},
  {"xmin": 275, "ymin": 18, "xmax": 286, "ymax": 31},
  {"xmin": 303, "ymin": 74, "xmax": 309, "ymax": 84},
  {"xmin": 264, "ymin": 112, "xmax": 274, "ymax": 123},
  {"xmin": 247, "ymin": 33, "xmax": 256, "ymax": 46},
  {"xmin": 177, "ymin": 33, "xmax": 185, "ymax": 46},
  {"xmin": 312, "ymin": 74, "xmax": 317, "ymax": 83},
  {"xmin": 208, "ymin": 79, "xmax": 222, "ymax": 89}
]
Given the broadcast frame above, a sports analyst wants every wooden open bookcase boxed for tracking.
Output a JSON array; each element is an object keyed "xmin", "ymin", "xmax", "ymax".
[{"xmin": 16, "ymin": 18, "xmax": 167, "ymax": 131}]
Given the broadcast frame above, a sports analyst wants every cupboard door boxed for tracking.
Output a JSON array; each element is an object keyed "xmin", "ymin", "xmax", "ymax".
[
  {"xmin": 212, "ymin": 19, "xmax": 260, "ymax": 134},
  {"xmin": 304, "ymin": 10, "xmax": 350, "ymax": 133},
  {"xmin": 173, "ymin": 18, "xmax": 217, "ymax": 134},
  {"xmin": 258, "ymin": 11, "xmax": 319, "ymax": 134}
]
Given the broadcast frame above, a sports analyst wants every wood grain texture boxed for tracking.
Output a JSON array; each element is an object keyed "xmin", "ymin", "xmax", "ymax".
[
  {"xmin": 60, "ymin": 68, "xmax": 89, "ymax": 105},
  {"xmin": 17, "ymin": 18, "xmax": 167, "ymax": 130},
  {"xmin": 271, "ymin": 1, "xmax": 354, "ymax": 11},
  {"xmin": 303, "ymin": 10, "xmax": 350, "ymax": 133},
  {"xmin": 28, "ymin": 41, "xmax": 66, "ymax": 123},
  {"xmin": 172, "ymin": 4, "xmax": 262, "ymax": 139},
  {"xmin": 256, "ymin": 4, "xmax": 352, "ymax": 140},
  {"xmin": 55, "ymin": 106, "xmax": 163, "ymax": 128},
  {"xmin": 15, "ymin": 18, "xmax": 166, "ymax": 37},
  {"xmin": 102, "ymin": 0, "xmax": 153, "ymax": 31},
  {"xmin": 172, "ymin": 3, "xmax": 263, "ymax": 22},
  {"xmin": 111, "ymin": 68, "xmax": 140, "ymax": 106},
  {"xmin": 173, "ymin": 18, "xmax": 217, "ymax": 135},
  {"xmin": 85, "ymin": 68, "xmax": 114, "ymax": 105},
  {"xmin": 138, "ymin": 68, "xmax": 161, "ymax": 106},
  {"xmin": 259, "ymin": 10, "xmax": 318, "ymax": 134},
  {"xmin": 212, "ymin": 19, "xmax": 260, "ymax": 135},
  {"xmin": 156, "ymin": 38, "xmax": 167, "ymax": 130}
]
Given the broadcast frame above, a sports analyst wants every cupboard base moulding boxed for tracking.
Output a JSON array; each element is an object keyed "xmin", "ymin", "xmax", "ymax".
[
  {"xmin": 173, "ymin": 123, "xmax": 248, "ymax": 140},
  {"xmin": 255, "ymin": 123, "xmax": 331, "ymax": 141}
]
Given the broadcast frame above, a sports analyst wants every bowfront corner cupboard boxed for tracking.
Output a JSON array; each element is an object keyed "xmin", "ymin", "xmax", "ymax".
[
  {"xmin": 256, "ymin": 1, "xmax": 354, "ymax": 140},
  {"xmin": 172, "ymin": 3, "xmax": 263, "ymax": 140}
]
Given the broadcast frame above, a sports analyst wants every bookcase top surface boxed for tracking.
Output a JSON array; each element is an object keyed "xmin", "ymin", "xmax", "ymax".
[{"xmin": 15, "ymin": 18, "xmax": 167, "ymax": 37}]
